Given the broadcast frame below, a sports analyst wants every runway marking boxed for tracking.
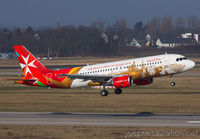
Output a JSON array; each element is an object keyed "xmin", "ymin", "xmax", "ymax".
[{"xmin": 186, "ymin": 121, "xmax": 200, "ymax": 124}]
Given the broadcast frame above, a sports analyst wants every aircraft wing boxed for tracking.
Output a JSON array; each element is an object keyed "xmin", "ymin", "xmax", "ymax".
[{"xmin": 59, "ymin": 74, "xmax": 121, "ymax": 83}]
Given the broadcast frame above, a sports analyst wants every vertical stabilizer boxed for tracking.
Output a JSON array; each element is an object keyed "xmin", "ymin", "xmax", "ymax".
[{"xmin": 14, "ymin": 45, "xmax": 51, "ymax": 78}]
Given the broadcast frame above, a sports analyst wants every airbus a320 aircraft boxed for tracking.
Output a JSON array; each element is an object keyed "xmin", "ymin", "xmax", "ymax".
[{"xmin": 13, "ymin": 45, "xmax": 195, "ymax": 96}]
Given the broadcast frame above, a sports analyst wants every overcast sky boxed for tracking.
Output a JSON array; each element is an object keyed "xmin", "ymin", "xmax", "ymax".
[{"xmin": 1, "ymin": 0, "xmax": 200, "ymax": 28}]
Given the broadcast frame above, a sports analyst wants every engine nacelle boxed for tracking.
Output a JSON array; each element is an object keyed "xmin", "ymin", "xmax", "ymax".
[
  {"xmin": 112, "ymin": 75, "xmax": 133, "ymax": 88},
  {"xmin": 134, "ymin": 78, "xmax": 153, "ymax": 85}
]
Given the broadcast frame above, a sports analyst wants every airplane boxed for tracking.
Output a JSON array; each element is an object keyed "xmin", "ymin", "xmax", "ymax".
[{"xmin": 13, "ymin": 45, "xmax": 195, "ymax": 96}]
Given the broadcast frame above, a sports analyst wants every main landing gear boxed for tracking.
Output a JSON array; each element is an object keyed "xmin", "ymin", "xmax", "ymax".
[
  {"xmin": 100, "ymin": 90, "xmax": 108, "ymax": 96},
  {"xmin": 169, "ymin": 75, "xmax": 176, "ymax": 86},
  {"xmin": 100, "ymin": 84, "xmax": 108, "ymax": 96},
  {"xmin": 100, "ymin": 86, "xmax": 122, "ymax": 96},
  {"xmin": 114, "ymin": 88, "xmax": 122, "ymax": 95}
]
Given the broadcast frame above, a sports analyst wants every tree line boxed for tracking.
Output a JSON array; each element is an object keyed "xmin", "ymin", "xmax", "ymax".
[{"xmin": 0, "ymin": 16, "xmax": 200, "ymax": 57}]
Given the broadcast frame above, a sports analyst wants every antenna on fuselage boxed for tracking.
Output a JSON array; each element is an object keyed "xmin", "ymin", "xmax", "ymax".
[{"xmin": 165, "ymin": 52, "xmax": 168, "ymax": 55}]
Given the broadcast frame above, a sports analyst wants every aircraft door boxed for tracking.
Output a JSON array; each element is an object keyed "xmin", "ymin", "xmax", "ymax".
[
  {"xmin": 164, "ymin": 53, "xmax": 169, "ymax": 65},
  {"xmin": 164, "ymin": 53, "xmax": 172, "ymax": 74},
  {"xmin": 46, "ymin": 73, "xmax": 52, "ymax": 85}
]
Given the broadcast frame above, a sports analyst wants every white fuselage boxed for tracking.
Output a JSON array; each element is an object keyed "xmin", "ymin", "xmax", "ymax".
[{"xmin": 71, "ymin": 54, "xmax": 195, "ymax": 88}]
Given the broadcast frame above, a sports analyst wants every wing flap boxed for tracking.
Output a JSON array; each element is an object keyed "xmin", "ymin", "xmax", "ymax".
[{"xmin": 59, "ymin": 74, "xmax": 120, "ymax": 83}]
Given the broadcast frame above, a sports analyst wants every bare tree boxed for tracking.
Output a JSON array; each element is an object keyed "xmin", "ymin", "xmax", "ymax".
[
  {"xmin": 160, "ymin": 16, "xmax": 173, "ymax": 36},
  {"xmin": 187, "ymin": 16, "xmax": 200, "ymax": 32},
  {"xmin": 146, "ymin": 17, "xmax": 161, "ymax": 39},
  {"xmin": 174, "ymin": 17, "xmax": 186, "ymax": 34},
  {"xmin": 90, "ymin": 21, "xmax": 105, "ymax": 32},
  {"xmin": 115, "ymin": 18, "xmax": 127, "ymax": 29}
]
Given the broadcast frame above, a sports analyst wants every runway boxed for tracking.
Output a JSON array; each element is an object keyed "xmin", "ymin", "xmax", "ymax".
[{"xmin": 0, "ymin": 112, "xmax": 200, "ymax": 127}]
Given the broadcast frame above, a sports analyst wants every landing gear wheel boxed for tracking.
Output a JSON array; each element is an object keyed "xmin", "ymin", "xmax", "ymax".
[
  {"xmin": 114, "ymin": 88, "xmax": 122, "ymax": 95},
  {"xmin": 169, "ymin": 75, "xmax": 175, "ymax": 87},
  {"xmin": 170, "ymin": 82, "xmax": 176, "ymax": 86},
  {"xmin": 100, "ymin": 90, "xmax": 108, "ymax": 96}
]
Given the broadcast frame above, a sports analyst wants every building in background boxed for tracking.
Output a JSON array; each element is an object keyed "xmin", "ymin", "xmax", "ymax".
[
  {"xmin": 129, "ymin": 38, "xmax": 141, "ymax": 47},
  {"xmin": 156, "ymin": 38, "xmax": 197, "ymax": 48},
  {"xmin": 181, "ymin": 33, "xmax": 199, "ymax": 44},
  {"xmin": 0, "ymin": 53, "xmax": 9, "ymax": 59},
  {"xmin": 156, "ymin": 33, "xmax": 199, "ymax": 48}
]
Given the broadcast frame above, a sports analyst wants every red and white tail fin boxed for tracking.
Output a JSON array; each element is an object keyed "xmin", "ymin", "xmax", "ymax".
[{"xmin": 14, "ymin": 45, "xmax": 51, "ymax": 78}]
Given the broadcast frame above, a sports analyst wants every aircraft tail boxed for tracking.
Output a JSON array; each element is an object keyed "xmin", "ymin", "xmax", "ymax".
[{"xmin": 14, "ymin": 45, "xmax": 51, "ymax": 78}]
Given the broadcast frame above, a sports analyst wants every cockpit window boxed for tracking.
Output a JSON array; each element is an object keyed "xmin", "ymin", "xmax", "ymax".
[{"xmin": 176, "ymin": 57, "xmax": 187, "ymax": 61}]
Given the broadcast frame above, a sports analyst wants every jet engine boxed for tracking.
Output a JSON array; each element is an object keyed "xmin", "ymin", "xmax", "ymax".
[
  {"xmin": 134, "ymin": 78, "xmax": 153, "ymax": 85},
  {"xmin": 112, "ymin": 75, "xmax": 133, "ymax": 88}
]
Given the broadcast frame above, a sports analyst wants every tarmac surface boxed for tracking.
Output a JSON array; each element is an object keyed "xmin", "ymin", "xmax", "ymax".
[{"xmin": 0, "ymin": 112, "xmax": 199, "ymax": 127}]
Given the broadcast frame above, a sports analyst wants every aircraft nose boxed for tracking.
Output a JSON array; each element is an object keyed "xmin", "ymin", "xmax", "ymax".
[
  {"xmin": 190, "ymin": 60, "xmax": 195, "ymax": 69},
  {"xmin": 187, "ymin": 60, "xmax": 195, "ymax": 70},
  {"xmin": 184, "ymin": 60, "xmax": 195, "ymax": 71}
]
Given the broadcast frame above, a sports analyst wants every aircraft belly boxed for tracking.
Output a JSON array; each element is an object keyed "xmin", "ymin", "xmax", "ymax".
[{"xmin": 71, "ymin": 79, "xmax": 90, "ymax": 88}]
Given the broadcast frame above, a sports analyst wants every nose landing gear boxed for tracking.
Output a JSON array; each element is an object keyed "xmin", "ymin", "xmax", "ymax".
[
  {"xmin": 170, "ymin": 82, "xmax": 176, "ymax": 86},
  {"xmin": 169, "ymin": 75, "xmax": 176, "ymax": 86}
]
